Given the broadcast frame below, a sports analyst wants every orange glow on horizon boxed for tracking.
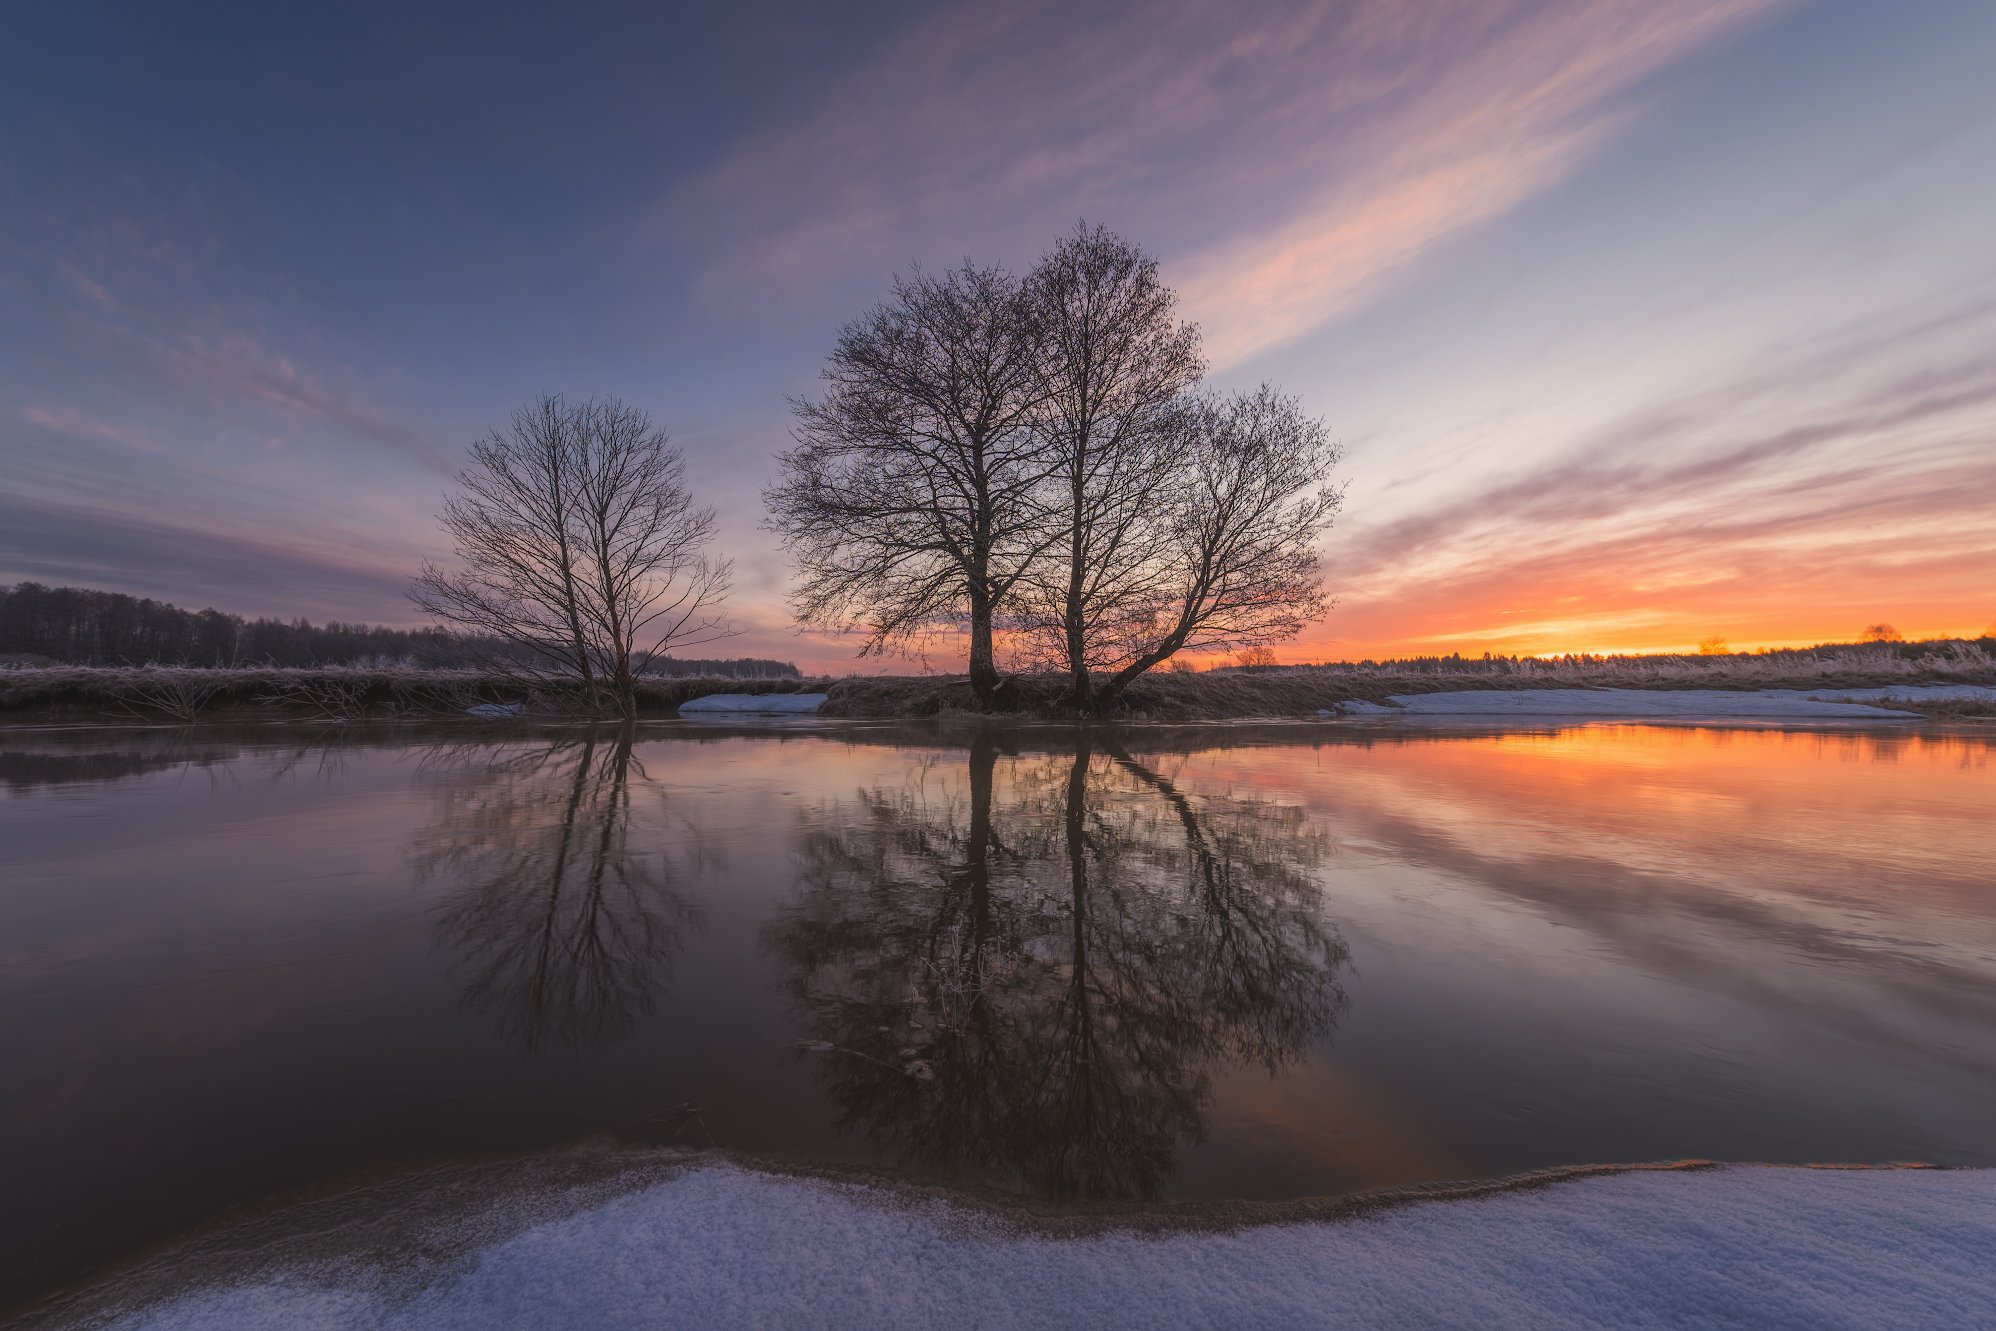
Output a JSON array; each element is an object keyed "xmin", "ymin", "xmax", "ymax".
[{"xmin": 1279, "ymin": 618, "xmax": 1994, "ymax": 665}]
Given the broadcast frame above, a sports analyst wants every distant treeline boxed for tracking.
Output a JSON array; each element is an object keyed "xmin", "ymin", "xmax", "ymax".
[
  {"xmin": 0, "ymin": 583, "xmax": 801, "ymax": 677},
  {"xmin": 1290, "ymin": 638, "xmax": 1996, "ymax": 672}
]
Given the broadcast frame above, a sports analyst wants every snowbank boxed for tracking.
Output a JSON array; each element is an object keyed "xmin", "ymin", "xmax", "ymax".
[
  {"xmin": 675, "ymin": 692, "xmax": 827, "ymax": 715},
  {"xmin": 92, "ymin": 1164, "xmax": 1996, "ymax": 1330},
  {"xmin": 1340, "ymin": 684, "xmax": 1996, "ymax": 719}
]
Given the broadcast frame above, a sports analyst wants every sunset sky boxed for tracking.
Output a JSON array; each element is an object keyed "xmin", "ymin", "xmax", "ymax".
[{"xmin": 4, "ymin": 0, "xmax": 1992, "ymax": 669}]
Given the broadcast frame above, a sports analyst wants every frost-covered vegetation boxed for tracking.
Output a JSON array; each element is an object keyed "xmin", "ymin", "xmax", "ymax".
[
  {"xmin": 5, "ymin": 640, "xmax": 1991, "ymax": 724},
  {"xmin": 0, "ymin": 582, "xmax": 798, "ymax": 677},
  {"xmin": 0, "ymin": 666, "xmax": 826, "ymax": 722},
  {"xmin": 810, "ymin": 641, "xmax": 1996, "ymax": 720},
  {"xmin": 1284, "ymin": 637, "xmax": 1996, "ymax": 682}
]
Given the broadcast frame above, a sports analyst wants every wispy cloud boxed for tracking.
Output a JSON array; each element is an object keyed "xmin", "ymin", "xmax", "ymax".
[
  {"xmin": 667, "ymin": 0, "xmax": 1784, "ymax": 366},
  {"xmin": 7, "ymin": 177, "xmax": 451, "ymax": 472},
  {"xmin": 1305, "ymin": 298, "xmax": 1996, "ymax": 655},
  {"xmin": 1179, "ymin": 2, "xmax": 1787, "ymax": 365},
  {"xmin": 146, "ymin": 332, "xmax": 454, "ymax": 472},
  {"xmin": 0, "ymin": 490, "xmax": 416, "ymax": 620}
]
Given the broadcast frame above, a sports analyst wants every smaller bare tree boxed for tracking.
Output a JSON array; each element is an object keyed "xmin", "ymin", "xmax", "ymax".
[
  {"xmin": 412, "ymin": 395, "xmax": 732, "ymax": 717},
  {"xmin": 1089, "ymin": 386, "xmax": 1343, "ymax": 710}
]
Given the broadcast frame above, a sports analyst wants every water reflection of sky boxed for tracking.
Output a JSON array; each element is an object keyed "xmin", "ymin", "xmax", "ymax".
[{"xmin": 1, "ymin": 722, "xmax": 1992, "ymax": 1310}]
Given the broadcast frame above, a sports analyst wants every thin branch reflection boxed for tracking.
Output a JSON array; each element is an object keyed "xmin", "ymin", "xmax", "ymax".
[
  {"xmin": 418, "ymin": 728, "xmax": 703, "ymax": 1052},
  {"xmin": 767, "ymin": 733, "xmax": 1348, "ymax": 1199}
]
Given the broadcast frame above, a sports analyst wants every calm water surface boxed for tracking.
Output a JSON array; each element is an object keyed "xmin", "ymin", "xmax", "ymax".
[{"xmin": 3, "ymin": 720, "xmax": 1994, "ymax": 1307}]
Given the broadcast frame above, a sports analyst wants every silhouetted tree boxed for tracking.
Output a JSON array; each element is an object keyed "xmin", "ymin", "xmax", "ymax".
[
  {"xmin": 1086, "ymin": 386, "xmax": 1341, "ymax": 709},
  {"xmin": 763, "ymin": 226, "xmax": 1346, "ymax": 711},
  {"xmin": 1862, "ymin": 623, "xmax": 1904, "ymax": 644},
  {"xmin": 411, "ymin": 396, "xmax": 733, "ymax": 716},
  {"xmin": 767, "ymin": 264, "xmax": 1051, "ymax": 705},
  {"xmin": 1024, "ymin": 224, "xmax": 1205, "ymax": 708}
]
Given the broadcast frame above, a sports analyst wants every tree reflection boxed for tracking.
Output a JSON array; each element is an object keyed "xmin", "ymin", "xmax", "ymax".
[
  {"xmin": 766, "ymin": 733, "xmax": 1348, "ymax": 1199},
  {"xmin": 418, "ymin": 728, "xmax": 701, "ymax": 1052}
]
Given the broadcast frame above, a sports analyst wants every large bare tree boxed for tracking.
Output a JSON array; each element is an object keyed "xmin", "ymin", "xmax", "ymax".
[
  {"xmin": 1024, "ymin": 224, "xmax": 1205, "ymax": 708},
  {"xmin": 766, "ymin": 262, "xmax": 1050, "ymax": 705},
  {"xmin": 767, "ymin": 225, "xmax": 1344, "ymax": 714},
  {"xmin": 411, "ymin": 395, "xmax": 733, "ymax": 717}
]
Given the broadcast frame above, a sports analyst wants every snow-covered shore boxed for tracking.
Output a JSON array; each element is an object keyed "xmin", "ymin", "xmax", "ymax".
[
  {"xmin": 76, "ymin": 1164, "xmax": 1996, "ymax": 1330},
  {"xmin": 1339, "ymin": 684, "xmax": 1996, "ymax": 720}
]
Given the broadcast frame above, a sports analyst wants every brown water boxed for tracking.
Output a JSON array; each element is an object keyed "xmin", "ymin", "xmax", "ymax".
[{"xmin": 3, "ymin": 720, "xmax": 1994, "ymax": 1310}]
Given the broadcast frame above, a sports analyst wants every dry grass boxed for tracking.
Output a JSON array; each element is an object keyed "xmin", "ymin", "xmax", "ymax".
[
  {"xmin": 6, "ymin": 641, "xmax": 1991, "ymax": 724},
  {"xmin": 1319, "ymin": 642, "xmax": 1996, "ymax": 689},
  {"xmin": 820, "ymin": 671, "xmax": 1370, "ymax": 720},
  {"xmin": 0, "ymin": 666, "xmax": 829, "ymax": 723},
  {"xmin": 822, "ymin": 643, "xmax": 1996, "ymax": 720}
]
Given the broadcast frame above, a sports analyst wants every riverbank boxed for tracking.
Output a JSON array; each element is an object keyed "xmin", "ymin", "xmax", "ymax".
[
  {"xmin": 3, "ymin": 656, "xmax": 1994, "ymax": 725},
  {"xmin": 0, "ymin": 667, "xmax": 823, "ymax": 725},
  {"xmin": 22, "ymin": 1155, "xmax": 1994, "ymax": 1330}
]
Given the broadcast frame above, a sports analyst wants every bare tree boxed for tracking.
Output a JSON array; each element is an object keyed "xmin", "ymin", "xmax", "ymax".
[
  {"xmin": 1024, "ymin": 223, "xmax": 1205, "ymax": 708},
  {"xmin": 411, "ymin": 395, "xmax": 733, "ymax": 717},
  {"xmin": 764, "ymin": 225, "xmax": 1344, "ymax": 714},
  {"xmin": 1088, "ymin": 386, "xmax": 1342, "ymax": 709},
  {"xmin": 766, "ymin": 263, "xmax": 1051, "ymax": 706}
]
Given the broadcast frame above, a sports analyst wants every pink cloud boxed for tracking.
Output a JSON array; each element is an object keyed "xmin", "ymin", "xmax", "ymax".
[
  {"xmin": 661, "ymin": 0, "xmax": 1786, "ymax": 361},
  {"xmin": 145, "ymin": 332, "xmax": 453, "ymax": 472},
  {"xmin": 1179, "ymin": 1, "xmax": 1787, "ymax": 365}
]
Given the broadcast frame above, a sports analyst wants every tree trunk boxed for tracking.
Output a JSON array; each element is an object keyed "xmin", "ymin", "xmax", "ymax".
[
  {"xmin": 1064, "ymin": 469, "xmax": 1091, "ymax": 710},
  {"xmin": 611, "ymin": 649, "xmax": 636, "ymax": 719},
  {"xmin": 966, "ymin": 732, "xmax": 995, "ymax": 944},
  {"xmin": 1091, "ymin": 638, "xmax": 1180, "ymax": 714},
  {"xmin": 967, "ymin": 583, "xmax": 999, "ymax": 708}
]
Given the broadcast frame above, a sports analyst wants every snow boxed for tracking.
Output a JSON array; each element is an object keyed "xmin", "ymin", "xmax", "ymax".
[
  {"xmin": 464, "ymin": 702, "xmax": 524, "ymax": 718},
  {"xmin": 95, "ymin": 1164, "xmax": 1996, "ymax": 1330},
  {"xmin": 1339, "ymin": 684, "xmax": 1996, "ymax": 720},
  {"xmin": 1786, "ymin": 684, "xmax": 1996, "ymax": 703},
  {"xmin": 676, "ymin": 692, "xmax": 828, "ymax": 714}
]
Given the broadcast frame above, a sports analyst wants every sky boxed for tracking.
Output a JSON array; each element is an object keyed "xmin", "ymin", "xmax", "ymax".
[{"xmin": 3, "ymin": 0, "xmax": 1993, "ymax": 669}]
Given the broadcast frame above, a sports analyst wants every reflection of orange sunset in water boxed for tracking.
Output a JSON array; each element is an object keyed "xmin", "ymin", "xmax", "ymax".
[
  {"xmin": 6, "ymin": 723, "xmax": 1996, "ymax": 1293},
  {"xmin": 1159, "ymin": 724, "xmax": 1996, "ymax": 1193},
  {"xmin": 1198, "ymin": 725, "xmax": 1992, "ymax": 903}
]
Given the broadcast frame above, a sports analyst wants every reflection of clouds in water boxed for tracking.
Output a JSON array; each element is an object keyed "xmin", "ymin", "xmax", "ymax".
[
  {"xmin": 767, "ymin": 733, "xmax": 1348, "ymax": 1200},
  {"xmin": 1248, "ymin": 726, "xmax": 1996, "ymax": 1074},
  {"xmin": 416, "ymin": 730, "xmax": 704, "ymax": 1053}
]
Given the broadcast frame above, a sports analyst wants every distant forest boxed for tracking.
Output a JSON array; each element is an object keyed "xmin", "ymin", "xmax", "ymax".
[{"xmin": 0, "ymin": 583, "xmax": 801, "ymax": 676}]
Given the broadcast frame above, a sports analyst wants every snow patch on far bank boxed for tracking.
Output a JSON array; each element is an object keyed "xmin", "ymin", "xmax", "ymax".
[
  {"xmin": 676, "ymin": 692, "xmax": 827, "ymax": 714},
  {"xmin": 1342, "ymin": 684, "xmax": 1996, "ymax": 719},
  {"xmin": 96, "ymin": 1165, "xmax": 1996, "ymax": 1330}
]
